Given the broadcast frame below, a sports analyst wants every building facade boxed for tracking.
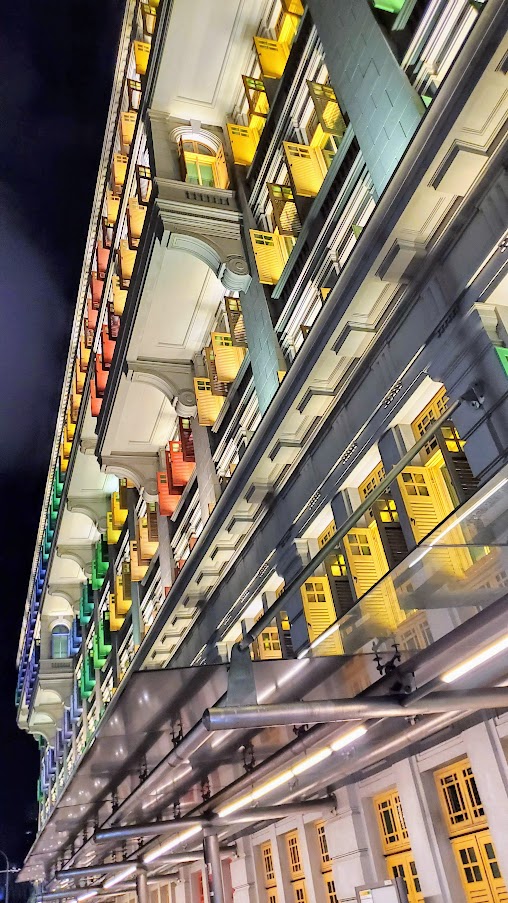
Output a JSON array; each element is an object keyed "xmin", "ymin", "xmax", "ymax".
[{"xmin": 15, "ymin": 2, "xmax": 508, "ymax": 903}]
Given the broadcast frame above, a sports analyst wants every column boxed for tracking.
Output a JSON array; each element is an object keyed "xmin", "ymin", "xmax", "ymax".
[
  {"xmin": 275, "ymin": 539, "xmax": 311, "ymax": 654},
  {"xmin": 464, "ymin": 719, "xmax": 508, "ymax": 882},
  {"xmin": 306, "ymin": 0, "xmax": 424, "ymax": 197},
  {"xmin": 230, "ymin": 841, "xmax": 257, "ymax": 903},
  {"xmin": 236, "ymin": 179, "xmax": 287, "ymax": 415},
  {"xmin": 137, "ymin": 868, "xmax": 150, "ymax": 903},
  {"xmin": 191, "ymin": 416, "xmax": 221, "ymax": 522},
  {"xmin": 377, "ymin": 424, "xmax": 460, "ymax": 642},
  {"xmin": 429, "ymin": 303, "xmax": 508, "ymax": 484},
  {"xmin": 295, "ymin": 819, "xmax": 320, "ymax": 903},
  {"xmin": 377, "ymin": 427, "xmax": 417, "ymax": 552},
  {"xmin": 393, "ymin": 757, "xmax": 451, "ymax": 903},
  {"xmin": 324, "ymin": 786, "xmax": 374, "ymax": 902},
  {"xmin": 203, "ymin": 831, "xmax": 226, "ymax": 903},
  {"xmin": 174, "ymin": 875, "xmax": 192, "ymax": 903},
  {"xmin": 157, "ymin": 507, "xmax": 176, "ymax": 592}
]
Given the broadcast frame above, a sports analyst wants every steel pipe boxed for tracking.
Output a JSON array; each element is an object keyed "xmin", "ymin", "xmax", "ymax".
[
  {"xmin": 203, "ymin": 832, "xmax": 224, "ymax": 903},
  {"xmin": 136, "ymin": 868, "xmax": 149, "ymax": 903},
  {"xmin": 56, "ymin": 864, "xmax": 139, "ymax": 880},
  {"xmin": 224, "ymin": 801, "xmax": 335, "ymax": 821},
  {"xmin": 40, "ymin": 875, "xmax": 180, "ymax": 901},
  {"xmin": 95, "ymin": 801, "xmax": 332, "ymax": 844},
  {"xmin": 205, "ymin": 688, "xmax": 508, "ymax": 729},
  {"xmin": 238, "ymin": 400, "xmax": 460, "ymax": 651},
  {"xmin": 95, "ymin": 819, "xmax": 208, "ymax": 842},
  {"xmin": 57, "ymin": 855, "xmax": 201, "ymax": 881}
]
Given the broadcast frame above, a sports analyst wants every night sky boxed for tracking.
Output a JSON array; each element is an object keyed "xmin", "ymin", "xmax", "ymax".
[{"xmin": 0, "ymin": 0, "xmax": 123, "ymax": 870}]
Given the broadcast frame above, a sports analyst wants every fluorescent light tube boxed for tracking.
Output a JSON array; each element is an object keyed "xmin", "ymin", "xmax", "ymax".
[
  {"xmin": 442, "ymin": 634, "xmax": 508, "ymax": 683},
  {"xmin": 143, "ymin": 825, "xmax": 202, "ymax": 864},
  {"xmin": 103, "ymin": 865, "xmax": 136, "ymax": 889},
  {"xmin": 330, "ymin": 725, "xmax": 367, "ymax": 751}
]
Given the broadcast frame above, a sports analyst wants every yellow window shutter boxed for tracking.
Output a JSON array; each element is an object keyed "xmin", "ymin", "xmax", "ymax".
[
  {"xmin": 118, "ymin": 239, "xmax": 137, "ymax": 287},
  {"xmin": 397, "ymin": 466, "xmax": 451, "ymax": 542},
  {"xmin": 254, "ymin": 36, "xmax": 290, "ymax": 79},
  {"xmin": 106, "ymin": 189, "xmax": 120, "ymax": 224},
  {"xmin": 343, "ymin": 524, "xmax": 404, "ymax": 632},
  {"xmin": 307, "ymin": 82, "xmax": 347, "ymax": 140},
  {"xmin": 213, "ymin": 144, "xmax": 230, "ymax": 189},
  {"xmin": 127, "ymin": 197, "xmax": 146, "ymax": 247},
  {"xmin": 112, "ymin": 275, "xmax": 127, "ymax": 316},
  {"xmin": 112, "ymin": 153, "xmax": 128, "ymax": 191},
  {"xmin": 300, "ymin": 577, "xmax": 342, "ymax": 654},
  {"xmin": 250, "ymin": 230, "xmax": 294, "ymax": 285},
  {"xmin": 120, "ymin": 111, "xmax": 137, "ymax": 151},
  {"xmin": 109, "ymin": 595, "xmax": 124, "ymax": 631},
  {"xmin": 283, "ymin": 142, "xmax": 328, "ymax": 197},
  {"xmin": 194, "ymin": 377, "xmax": 225, "ymax": 426},
  {"xmin": 134, "ymin": 40, "xmax": 150, "ymax": 76},
  {"xmin": 211, "ymin": 333, "xmax": 246, "ymax": 382},
  {"xmin": 227, "ymin": 123, "xmax": 259, "ymax": 166},
  {"xmin": 397, "ymin": 465, "xmax": 470, "ymax": 575}
]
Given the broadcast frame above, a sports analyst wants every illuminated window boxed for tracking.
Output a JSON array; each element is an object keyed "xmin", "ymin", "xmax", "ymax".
[
  {"xmin": 316, "ymin": 823, "xmax": 338, "ymax": 903},
  {"xmin": 179, "ymin": 139, "xmax": 229, "ymax": 190},
  {"xmin": 411, "ymin": 387, "xmax": 448, "ymax": 460},
  {"xmin": 435, "ymin": 759, "xmax": 485, "ymax": 836},
  {"xmin": 261, "ymin": 842, "xmax": 278, "ymax": 903},
  {"xmin": 375, "ymin": 790, "xmax": 409, "ymax": 853},
  {"xmin": 51, "ymin": 625, "xmax": 70, "ymax": 659}
]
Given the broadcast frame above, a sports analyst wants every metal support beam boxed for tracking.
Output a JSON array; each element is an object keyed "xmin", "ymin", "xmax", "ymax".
[
  {"xmin": 95, "ymin": 819, "xmax": 207, "ymax": 842},
  {"xmin": 204, "ymin": 688, "xmax": 508, "ymax": 729},
  {"xmin": 94, "ymin": 802, "xmax": 332, "ymax": 844},
  {"xmin": 203, "ymin": 831, "xmax": 225, "ymax": 903},
  {"xmin": 39, "ymin": 876, "xmax": 179, "ymax": 902},
  {"xmin": 136, "ymin": 868, "xmax": 149, "ymax": 903},
  {"xmin": 56, "ymin": 864, "xmax": 137, "ymax": 880},
  {"xmin": 222, "ymin": 801, "xmax": 335, "ymax": 821},
  {"xmin": 57, "ymin": 858, "xmax": 201, "ymax": 880}
]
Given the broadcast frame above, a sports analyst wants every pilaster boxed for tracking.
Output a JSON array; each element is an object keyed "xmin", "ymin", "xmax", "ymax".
[
  {"xmin": 306, "ymin": 0, "xmax": 424, "ymax": 197},
  {"xmin": 235, "ymin": 178, "xmax": 287, "ymax": 415},
  {"xmin": 428, "ymin": 302, "xmax": 508, "ymax": 483},
  {"xmin": 192, "ymin": 416, "xmax": 221, "ymax": 522},
  {"xmin": 275, "ymin": 539, "xmax": 311, "ymax": 653},
  {"xmin": 393, "ymin": 757, "xmax": 450, "ymax": 903},
  {"xmin": 464, "ymin": 719, "xmax": 508, "ymax": 882},
  {"xmin": 324, "ymin": 786, "xmax": 374, "ymax": 902}
]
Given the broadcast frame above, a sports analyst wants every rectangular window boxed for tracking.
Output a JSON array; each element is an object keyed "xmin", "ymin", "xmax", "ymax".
[
  {"xmin": 374, "ymin": 789, "xmax": 409, "ymax": 854},
  {"xmin": 435, "ymin": 758, "xmax": 486, "ymax": 836}
]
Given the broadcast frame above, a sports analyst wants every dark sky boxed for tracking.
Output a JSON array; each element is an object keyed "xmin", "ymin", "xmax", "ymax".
[{"xmin": 0, "ymin": 0, "xmax": 123, "ymax": 868}]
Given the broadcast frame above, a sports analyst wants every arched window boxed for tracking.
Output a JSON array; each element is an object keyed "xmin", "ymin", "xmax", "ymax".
[
  {"xmin": 51, "ymin": 624, "xmax": 70, "ymax": 659},
  {"xmin": 178, "ymin": 136, "xmax": 229, "ymax": 189}
]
